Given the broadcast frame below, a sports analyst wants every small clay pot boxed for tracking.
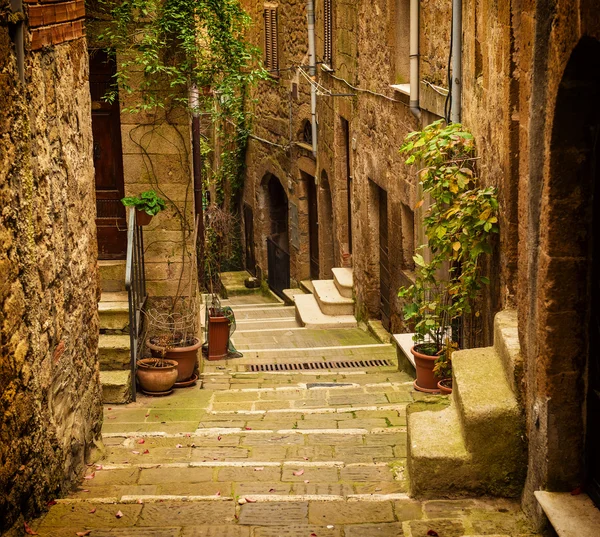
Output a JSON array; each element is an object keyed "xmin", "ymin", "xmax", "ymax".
[
  {"xmin": 411, "ymin": 345, "xmax": 440, "ymax": 393},
  {"xmin": 147, "ymin": 337, "xmax": 202, "ymax": 382},
  {"xmin": 136, "ymin": 358, "xmax": 178, "ymax": 393},
  {"xmin": 135, "ymin": 209, "xmax": 153, "ymax": 226},
  {"xmin": 437, "ymin": 378, "xmax": 453, "ymax": 395}
]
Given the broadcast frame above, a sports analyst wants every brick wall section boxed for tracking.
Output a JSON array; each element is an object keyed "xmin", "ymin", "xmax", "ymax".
[{"xmin": 0, "ymin": 17, "xmax": 102, "ymax": 534}]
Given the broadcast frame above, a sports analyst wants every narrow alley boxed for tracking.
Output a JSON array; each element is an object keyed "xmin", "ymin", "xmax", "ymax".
[{"xmin": 30, "ymin": 294, "xmax": 538, "ymax": 537}]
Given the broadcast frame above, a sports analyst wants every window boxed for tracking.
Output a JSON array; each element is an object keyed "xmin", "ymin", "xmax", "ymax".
[
  {"xmin": 264, "ymin": 6, "xmax": 279, "ymax": 74},
  {"xmin": 323, "ymin": 0, "xmax": 333, "ymax": 67}
]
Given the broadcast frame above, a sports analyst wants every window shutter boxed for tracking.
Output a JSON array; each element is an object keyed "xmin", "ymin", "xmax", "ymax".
[
  {"xmin": 324, "ymin": 0, "xmax": 332, "ymax": 66},
  {"xmin": 264, "ymin": 7, "xmax": 279, "ymax": 74}
]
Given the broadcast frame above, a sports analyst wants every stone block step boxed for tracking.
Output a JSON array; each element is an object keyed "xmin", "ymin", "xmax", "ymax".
[
  {"xmin": 407, "ymin": 405, "xmax": 476, "ymax": 497},
  {"xmin": 232, "ymin": 306, "xmax": 297, "ymax": 322},
  {"xmin": 282, "ymin": 287, "xmax": 307, "ymax": 305},
  {"xmin": 300, "ymin": 280, "xmax": 315, "ymax": 294},
  {"xmin": 100, "ymin": 370, "xmax": 132, "ymax": 404},
  {"xmin": 98, "ymin": 301, "xmax": 129, "ymax": 331},
  {"xmin": 99, "ymin": 334, "xmax": 131, "ymax": 371},
  {"xmin": 493, "ymin": 309, "xmax": 522, "ymax": 397},
  {"xmin": 332, "ymin": 267, "xmax": 353, "ymax": 299},
  {"xmin": 294, "ymin": 294, "xmax": 357, "ymax": 329},
  {"xmin": 312, "ymin": 280, "xmax": 354, "ymax": 316},
  {"xmin": 98, "ymin": 260, "xmax": 126, "ymax": 293}
]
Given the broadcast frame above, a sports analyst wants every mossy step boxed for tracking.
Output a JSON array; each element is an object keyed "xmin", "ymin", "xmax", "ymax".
[
  {"xmin": 98, "ymin": 260, "xmax": 126, "ymax": 293},
  {"xmin": 98, "ymin": 302, "xmax": 129, "ymax": 331},
  {"xmin": 100, "ymin": 370, "xmax": 132, "ymax": 404},
  {"xmin": 220, "ymin": 271, "xmax": 262, "ymax": 297},
  {"xmin": 493, "ymin": 309, "xmax": 522, "ymax": 397},
  {"xmin": 99, "ymin": 334, "xmax": 130, "ymax": 371},
  {"xmin": 407, "ymin": 405, "xmax": 476, "ymax": 497}
]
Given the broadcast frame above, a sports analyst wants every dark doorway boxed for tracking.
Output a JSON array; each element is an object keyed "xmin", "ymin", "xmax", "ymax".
[
  {"xmin": 305, "ymin": 173, "xmax": 320, "ymax": 279},
  {"xmin": 341, "ymin": 117, "xmax": 352, "ymax": 255},
  {"xmin": 89, "ymin": 49, "xmax": 127, "ymax": 259},
  {"xmin": 265, "ymin": 175, "xmax": 290, "ymax": 298},
  {"xmin": 378, "ymin": 186, "xmax": 390, "ymax": 331},
  {"xmin": 320, "ymin": 170, "xmax": 335, "ymax": 274},
  {"xmin": 244, "ymin": 203, "xmax": 256, "ymax": 276}
]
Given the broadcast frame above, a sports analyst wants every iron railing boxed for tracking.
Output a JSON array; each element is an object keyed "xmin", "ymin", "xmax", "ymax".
[{"xmin": 125, "ymin": 208, "xmax": 147, "ymax": 402}]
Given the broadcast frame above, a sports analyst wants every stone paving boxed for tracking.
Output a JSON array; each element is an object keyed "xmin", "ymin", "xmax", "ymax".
[{"xmin": 31, "ymin": 294, "xmax": 542, "ymax": 536}]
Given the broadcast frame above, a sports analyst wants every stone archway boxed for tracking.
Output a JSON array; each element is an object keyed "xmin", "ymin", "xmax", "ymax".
[
  {"xmin": 319, "ymin": 170, "xmax": 335, "ymax": 276},
  {"xmin": 536, "ymin": 37, "xmax": 600, "ymax": 497}
]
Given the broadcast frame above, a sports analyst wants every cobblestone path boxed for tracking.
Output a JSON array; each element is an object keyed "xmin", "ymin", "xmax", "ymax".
[{"xmin": 32, "ymin": 295, "xmax": 541, "ymax": 536}]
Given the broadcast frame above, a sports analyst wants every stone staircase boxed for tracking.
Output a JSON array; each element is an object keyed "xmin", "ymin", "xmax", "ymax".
[
  {"xmin": 407, "ymin": 310, "xmax": 526, "ymax": 498},
  {"xmin": 98, "ymin": 260, "xmax": 132, "ymax": 404},
  {"xmin": 293, "ymin": 267, "xmax": 357, "ymax": 329}
]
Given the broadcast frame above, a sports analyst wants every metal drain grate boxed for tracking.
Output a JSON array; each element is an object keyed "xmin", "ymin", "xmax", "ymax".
[{"xmin": 246, "ymin": 359, "xmax": 391, "ymax": 372}]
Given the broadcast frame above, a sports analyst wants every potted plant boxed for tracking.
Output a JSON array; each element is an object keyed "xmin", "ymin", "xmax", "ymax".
[
  {"xmin": 136, "ymin": 357, "xmax": 179, "ymax": 395},
  {"xmin": 121, "ymin": 190, "xmax": 167, "ymax": 226},
  {"xmin": 398, "ymin": 120, "xmax": 499, "ymax": 392}
]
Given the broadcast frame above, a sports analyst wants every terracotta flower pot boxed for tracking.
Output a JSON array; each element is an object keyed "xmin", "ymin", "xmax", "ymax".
[
  {"xmin": 437, "ymin": 378, "xmax": 453, "ymax": 395},
  {"xmin": 208, "ymin": 315, "xmax": 230, "ymax": 360},
  {"xmin": 136, "ymin": 358, "xmax": 178, "ymax": 393},
  {"xmin": 411, "ymin": 345, "xmax": 440, "ymax": 393},
  {"xmin": 147, "ymin": 337, "xmax": 201, "ymax": 382},
  {"xmin": 135, "ymin": 209, "xmax": 153, "ymax": 226}
]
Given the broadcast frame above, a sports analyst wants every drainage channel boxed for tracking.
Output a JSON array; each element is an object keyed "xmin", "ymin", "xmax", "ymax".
[{"xmin": 246, "ymin": 359, "xmax": 391, "ymax": 372}]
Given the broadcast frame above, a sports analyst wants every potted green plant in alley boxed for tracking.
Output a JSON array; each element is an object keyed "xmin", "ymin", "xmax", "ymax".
[
  {"xmin": 121, "ymin": 190, "xmax": 167, "ymax": 226},
  {"xmin": 398, "ymin": 120, "xmax": 499, "ymax": 392}
]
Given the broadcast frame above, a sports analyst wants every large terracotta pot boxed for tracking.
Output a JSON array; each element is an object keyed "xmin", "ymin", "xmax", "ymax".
[
  {"xmin": 147, "ymin": 337, "xmax": 201, "ymax": 382},
  {"xmin": 208, "ymin": 315, "xmax": 230, "ymax": 360},
  {"xmin": 411, "ymin": 345, "xmax": 440, "ymax": 393},
  {"xmin": 136, "ymin": 358, "xmax": 178, "ymax": 393}
]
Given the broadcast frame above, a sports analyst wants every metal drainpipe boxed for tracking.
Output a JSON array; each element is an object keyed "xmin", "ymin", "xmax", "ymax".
[
  {"xmin": 189, "ymin": 84, "xmax": 205, "ymax": 281},
  {"xmin": 409, "ymin": 0, "xmax": 421, "ymax": 120},
  {"xmin": 450, "ymin": 0, "xmax": 462, "ymax": 123},
  {"xmin": 307, "ymin": 0, "xmax": 318, "ymax": 157},
  {"xmin": 11, "ymin": 0, "xmax": 25, "ymax": 84}
]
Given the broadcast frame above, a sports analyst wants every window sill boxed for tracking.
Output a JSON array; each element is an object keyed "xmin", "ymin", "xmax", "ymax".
[{"xmin": 391, "ymin": 83, "xmax": 410, "ymax": 96}]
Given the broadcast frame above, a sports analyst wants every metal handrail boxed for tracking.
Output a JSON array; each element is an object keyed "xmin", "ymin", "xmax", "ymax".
[{"xmin": 125, "ymin": 208, "xmax": 147, "ymax": 402}]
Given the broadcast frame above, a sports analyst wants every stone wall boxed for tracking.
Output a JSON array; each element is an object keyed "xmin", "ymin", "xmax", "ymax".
[{"xmin": 0, "ymin": 15, "xmax": 102, "ymax": 534}]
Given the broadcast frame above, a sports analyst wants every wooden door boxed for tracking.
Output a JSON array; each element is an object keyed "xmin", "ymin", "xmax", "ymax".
[
  {"xmin": 307, "ymin": 175, "xmax": 320, "ymax": 279},
  {"xmin": 587, "ymin": 132, "xmax": 600, "ymax": 507},
  {"xmin": 89, "ymin": 49, "xmax": 127, "ymax": 259},
  {"xmin": 379, "ymin": 187, "xmax": 391, "ymax": 331},
  {"xmin": 244, "ymin": 203, "xmax": 256, "ymax": 276}
]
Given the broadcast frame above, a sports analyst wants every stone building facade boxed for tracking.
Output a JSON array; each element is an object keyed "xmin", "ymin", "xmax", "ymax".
[
  {"xmin": 0, "ymin": 2, "xmax": 103, "ymax": 533},
  {"xmin": 241, "ymin": 0, "xmax": 600, "ymax": 530}
]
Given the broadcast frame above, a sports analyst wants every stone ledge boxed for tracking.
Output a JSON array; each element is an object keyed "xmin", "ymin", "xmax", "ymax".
[
  {"xmin": 392, "ymin": 333, "xmax": 416, "ymax": 375},
  {"xmin": 535, "ymin": 491, "xmax": 600, "ymax": 537}
]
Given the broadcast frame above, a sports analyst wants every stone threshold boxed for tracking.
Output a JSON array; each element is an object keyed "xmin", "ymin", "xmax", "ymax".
[
  {"xmin": 535, "ymin": 491, "xmax": 600, "ymax": 537},
  {"xmin": 206, "ymin": 404, "xmax": 407, "ymax": 415}
]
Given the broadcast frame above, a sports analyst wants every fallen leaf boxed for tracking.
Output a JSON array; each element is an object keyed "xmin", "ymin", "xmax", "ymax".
[
  {"xmin": 137, "ymin": 439, "xmax": 145, "ymax": 444},
  {"xmin": 303, "ymin": 457, "xmax": 309, "ymax": 461},
  {"xmin": 24, "ymin": 521, "xmax": 38, "ymax": 535},
  {"xmin": 82, "ymin": 489, "xmax": 89, "ymax": 493},
  {"xmin": 143, "ymin": 449, "xmax": 150, "ymax": 455},
  {"xmin": 218, "ymin": 436, "xmax": 222, "ymax": 441},
  {"xmin": 95, "ymin": 465, "xmax": 103, "ymax": 471},
  {"xmin": 293, "ymin": 469, "xmax": 304, "ymax": 476},
  {"xmin": 254, "ymin": 467, "xmax": 264, "ymax": 471},
  {"xmin": 191, "ymin": 444, "xmax": 196, "ymax": 448},
  {"xmin": 108, "ymin": 408, "xmax": 112, "ymax": 410},
  {"xmin": 327, "ymin": 526, "xmax": 334, "ymax": 529},
  {"xmin": 76, "ymin": 531, "xmax": 92, "ymax": 536},
  {"xmin": 137, "ymin": 499, "xmax": 143, "ymax": 504},
  {"xmin": 185, "ymin": 433, "xmax": 191, "ymax": 437},
  {"xmin": 427, "ymin": 531, "xmax": 439, "ymax": 537},
  {"xmin": 269, "ymin": 488, "xmax": 275, "ymax": 492},
  {"xmin": 175, "ymin": 444, "xmax": 183, "ymax": 448},
  {"xmin": 83, "ymin": 472, "xmax": 95, "ymax": 480},
  {"xmin": 244, "ymin": 498, "xmax": 257, "ymax": 503},
  {"xmin": 46, "ymin": 500, "xmax": 57, "ymax": 506},
  {"xmin": 304, "ymin": 480, "xmax": 310, "ymax": 483},
  {"xmin": 108, "ymin": 416, "xmax": 116, "ymax": 419},
  {"xmin": 571, "ymin": 487, "xmax": 582, "ymax": 496},
  {"xmin": 145, "ymin": 413, "xmax": 150, "ymax": 418},
  {"xmin": 131, "ymin": 451, "xmax": 140, "ymax": 455},
  {"xmin": 115, "ymin": 510, "xmax": 124, "ymax": 519},
  {"xmin": 215, "ymin": 491, "xmax": 221, "ymax": 496},
  {"xmin": 310, "ymin": 533, "xmax": 317, "ymax": 537},
  {"xmin": 19, "ymin": 465, "xmax": 26, "ymax": 471},
  {"xmin": 89, "ymin": 507, "xmax": 96, "ymax": 514}
]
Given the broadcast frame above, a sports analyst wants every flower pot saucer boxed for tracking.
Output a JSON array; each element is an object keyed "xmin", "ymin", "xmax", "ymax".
[
  {"xmin": 413, "ymin": 380, "xmax": 441, "ymax": 394},
  {"xmin": 140, "ymin": 388, "xmax": 174, "ymax": 397},
  {"xmin": 174, "ymin": 374, "xmax": 198, "ymax": 388}
]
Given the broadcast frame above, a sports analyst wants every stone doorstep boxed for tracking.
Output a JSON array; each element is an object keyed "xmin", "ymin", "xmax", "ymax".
[
  {"xmin": 99, "ymin": 334, "xmax": 131, "ymax": 371},
  {"xmin": 312, "ymin": 280, "xmax": 355, "ymax": 316},
  {"xmin": 100, "ymin": 370, "xmax": 132, "ymax": 405},
  {"xmin": 535, "ymin": 491, "xmax": 600, "ymax": 537},
  {"xmin": 332, "ymin": 267, "xmax": 353, "ymax": 299},
  {"xmin": 294, "ymin": 294, "xmax": 357, "ymax": 330},
  {"xmin": 282, "ymin": 287, "xmax": 308, "ymax": 305}
]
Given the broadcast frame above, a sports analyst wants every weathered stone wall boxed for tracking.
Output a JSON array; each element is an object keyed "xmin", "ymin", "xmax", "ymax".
[{"xmin": 0, "ymin": 18, "xmax": 102, "ymax": 535}]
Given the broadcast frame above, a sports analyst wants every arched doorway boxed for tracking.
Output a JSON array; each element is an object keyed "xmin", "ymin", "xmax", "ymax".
[
  {"xmin": 540, "ymin": 37, "xmax": 600, "ymax": 502},
  {"xmin": 320, "ymin": 170, "xmax": 335, "ymax": 275},
  {"xmin": 263, "ymin": 174, "xmax": 290, "ymax": 298}
]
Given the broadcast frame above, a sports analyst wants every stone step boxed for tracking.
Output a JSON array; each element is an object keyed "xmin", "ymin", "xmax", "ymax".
[
  {"xmin": 313, "ymin": 280, "xmax": 354, "ymax": 316},
  {"xmin": 407, "ymin": 404, "xmax": 475, "ymax": 497},
  {"xmin": 332, "ymin": 267, "xmax": 353, "ymax": 299},
  {"xmin": 300, "ymin": 279, "xmax": 315, "ymax": 294},
  {"xmin": 282, "ymin": 287, "xmax": 307, "ymax": 305},
  {"xmin": 220, "ymin": 270, "xmax": 263, "ymax": 297},
  {"xmin": 294, "ymin": 294, "xmax": 357, "ymax": 329},
  {"xmin": 98, "ymin": 300, "xmax": 130, "ymax": 331},
  {"xmin": 99, "ymin": 334, "xmax": 131, "ymax": 371},
  {"xmin": 100, "ymin": 370, "xmax": 132, "ymax": 404},
  {"xmin": 98, "ymin": 260, "xmax": 126, "ymax": 293},
  {"xmin": 232, "ymin": 305, "xmax": 297, "ymax": 322},
  {"xmin": 493, "ymin": 309, "xmax": 522, "ymax": 397}
]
